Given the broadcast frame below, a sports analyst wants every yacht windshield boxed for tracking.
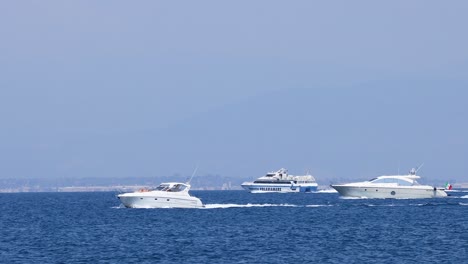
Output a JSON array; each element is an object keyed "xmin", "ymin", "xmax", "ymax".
[
  {"xmin": 370, "ymin": 178, "xmax": 414, "ymax": 186},
  {"xmin": 155, "ymin": 185, "xmax": 170, "ymax": 191},
  {"xmin": 167, "ymin": 184, "xmax": 187, "ymax": 192}
]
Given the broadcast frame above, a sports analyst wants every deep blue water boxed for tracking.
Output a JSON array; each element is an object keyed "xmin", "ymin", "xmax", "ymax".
[{"xmin": 1, "ymin": 191, "xmax": 467, "ymax": 263}]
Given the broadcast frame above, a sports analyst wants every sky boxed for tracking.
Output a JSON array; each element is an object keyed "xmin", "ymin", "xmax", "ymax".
[{"xmin": 1, "ymin": 1, "xmax": 467, "ymax": 184}]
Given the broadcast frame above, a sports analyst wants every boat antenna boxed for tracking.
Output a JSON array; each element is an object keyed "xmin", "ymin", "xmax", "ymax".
[
  {"xmin": 415, "ymin": 163, "xmax": 424, "ymax": 173},
  {"xmin": 186, "ymin": 164, "xmax": 199, "ymax": 184},
  {"xmin": 410, "ymin": 163, "xmax": 424, "ymax": 175}
]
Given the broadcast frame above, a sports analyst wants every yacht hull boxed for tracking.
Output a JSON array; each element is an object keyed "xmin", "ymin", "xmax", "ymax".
[
  {"xmin": 118, "ymin": 194, "xmax": 203, "ymax": 208},
  {"xmin": 331, "ymin": 185, "xmax": 447, "ymax": 199}
]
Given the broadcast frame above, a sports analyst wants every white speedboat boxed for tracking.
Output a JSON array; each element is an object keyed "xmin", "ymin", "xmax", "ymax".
[
  {"xmin": 241, "ymin": 168, "xmax": 318, "ymax": 193},
  {"xmin": 118, "ymin": 182, "xmax": 204, "ymax": 208},
  {"xmin": 331, "ymin": 168, "xmax": 447, "ymax": 199}
]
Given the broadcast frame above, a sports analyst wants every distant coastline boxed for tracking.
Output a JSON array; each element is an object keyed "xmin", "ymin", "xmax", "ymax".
[
  {"xmin": 0, "ymin": 175, "xmax": 246, "ymax": 193},
  {"xmin": 1, "ymin": 175, "xmax": 467, "ymax": 193},
  {"xmin": 0, "ymin": 185, "xmax": 244, "ymax": 193},
  {"xmin": 1, "ymin": 184, "xmax": 467, "ymax": 193}
]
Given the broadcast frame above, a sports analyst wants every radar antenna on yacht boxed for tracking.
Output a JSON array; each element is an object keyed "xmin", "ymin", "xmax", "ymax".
[
  {"xmin": 409, "ymin": 163, "xmax": 424, "ymax": 175},
  {"xmin": 186, "ymin": 164, "xmax": 199, "ymax": 184}
]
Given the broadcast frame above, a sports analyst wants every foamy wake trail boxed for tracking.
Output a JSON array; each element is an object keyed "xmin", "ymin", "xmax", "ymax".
[
  {"xmin": 316, "ymin": 189, "xmax": 338, "ymax": 193},
  {"xmin": 339, "ymin": 196, "xmax": 369, "ymax": 200},
  {"xmin": 203, "ymin": 203, "xmax": 333, "ymax": 209},
  {"xmin": 366, "ymin": 204, "xmax": 407, "ymax": 207},
  {"xmin": 203, "ymin": 203, "xmax": 299, "ymax": 209},
  {"xmin": 461, "ymin": 195, "xmax": 468, "ymax": 199},
  {"xmin": 306, "ymin": 204, "xmax": 334, "ymax": 207}
]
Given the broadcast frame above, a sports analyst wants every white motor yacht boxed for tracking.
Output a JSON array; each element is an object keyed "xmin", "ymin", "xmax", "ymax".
[
  {"xmin": 241, "ymin": 168, "xmax": 318, "ymax": 193},
  {"xmin": 331, "ymin": 167, "xmax": 447, "ymax": 199},
  {"xmin": 118, "ymin": 182, "xmax": 204, "ymax": 208}
]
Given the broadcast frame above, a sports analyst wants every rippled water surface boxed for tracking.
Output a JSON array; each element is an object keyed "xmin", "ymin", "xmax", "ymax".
[{"xmin": 1, "ymin": 191, "xmax": 467, "ymax": 263}]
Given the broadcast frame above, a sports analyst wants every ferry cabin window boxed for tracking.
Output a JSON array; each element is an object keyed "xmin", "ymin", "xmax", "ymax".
[{"xmin": 259, "ymin": 187, "xmax": 281, "ymax": 191}]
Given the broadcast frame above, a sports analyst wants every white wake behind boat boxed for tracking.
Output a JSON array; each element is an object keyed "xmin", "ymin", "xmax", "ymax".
[
  {"xmin": 118, "ymin": 182, "xmax": 203, "ymax": 208},
  {"xmin": 241, "ymin": 168, "xmax": 318, "ymax": 193},
  {"xmin": 331, "ymin": 167, "xmax": 447, "ymax": 199}
]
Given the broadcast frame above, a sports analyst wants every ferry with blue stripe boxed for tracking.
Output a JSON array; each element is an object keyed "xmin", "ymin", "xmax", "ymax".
[{"xmin": 241, "ymin": 168, "xmax": 318, "ymax": 193}]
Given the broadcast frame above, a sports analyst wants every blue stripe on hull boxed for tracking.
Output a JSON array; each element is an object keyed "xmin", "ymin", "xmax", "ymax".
[{"xmin": 243, "ymin": 185, "xmax": 318, "ymax": 193}]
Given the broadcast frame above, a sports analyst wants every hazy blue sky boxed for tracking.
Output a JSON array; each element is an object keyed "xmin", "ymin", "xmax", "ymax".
[{"xmin": 1, "ymin": 1, "xmax": 467, "ymax": 183}]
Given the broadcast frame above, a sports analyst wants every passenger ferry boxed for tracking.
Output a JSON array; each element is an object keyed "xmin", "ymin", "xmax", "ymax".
[{"xmin": 241, "ymin": 168, "xmax": 318, "ymax": 193}]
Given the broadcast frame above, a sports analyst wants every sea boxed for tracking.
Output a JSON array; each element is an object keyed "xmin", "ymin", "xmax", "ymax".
[{"xmin": 1, "ymin": 191, "xmax": 467, "ymax": 264}]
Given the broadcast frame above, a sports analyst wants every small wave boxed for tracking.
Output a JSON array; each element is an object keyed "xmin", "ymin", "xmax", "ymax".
[
  {"xmin": 460, "ymin": 203, "xmax": 468, "ymax": 206},
  {"xmin": 417, "ymin": 202, "xmax": 460, "ymax": 207},
  {"xmin": 305, "ymin": 204, "xmax": 333, "ymax": 207},
  {"xmin": 411, "ymin": 203, "xmax": 456, "ymax": 207},
  {"xmin": 461, "ymin": 195, "xmax": 468, "ymax": 199},
  {"xmin": 203, "ymin": 203, "xmax": 299, "ymax": 209},
  {"xmin": 416, "ymin": 203, "xmax": 437, "ymax": 207},
  {"xmin": 365, "ymin": 204, "xmax": 407, "ymax": 207}
]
